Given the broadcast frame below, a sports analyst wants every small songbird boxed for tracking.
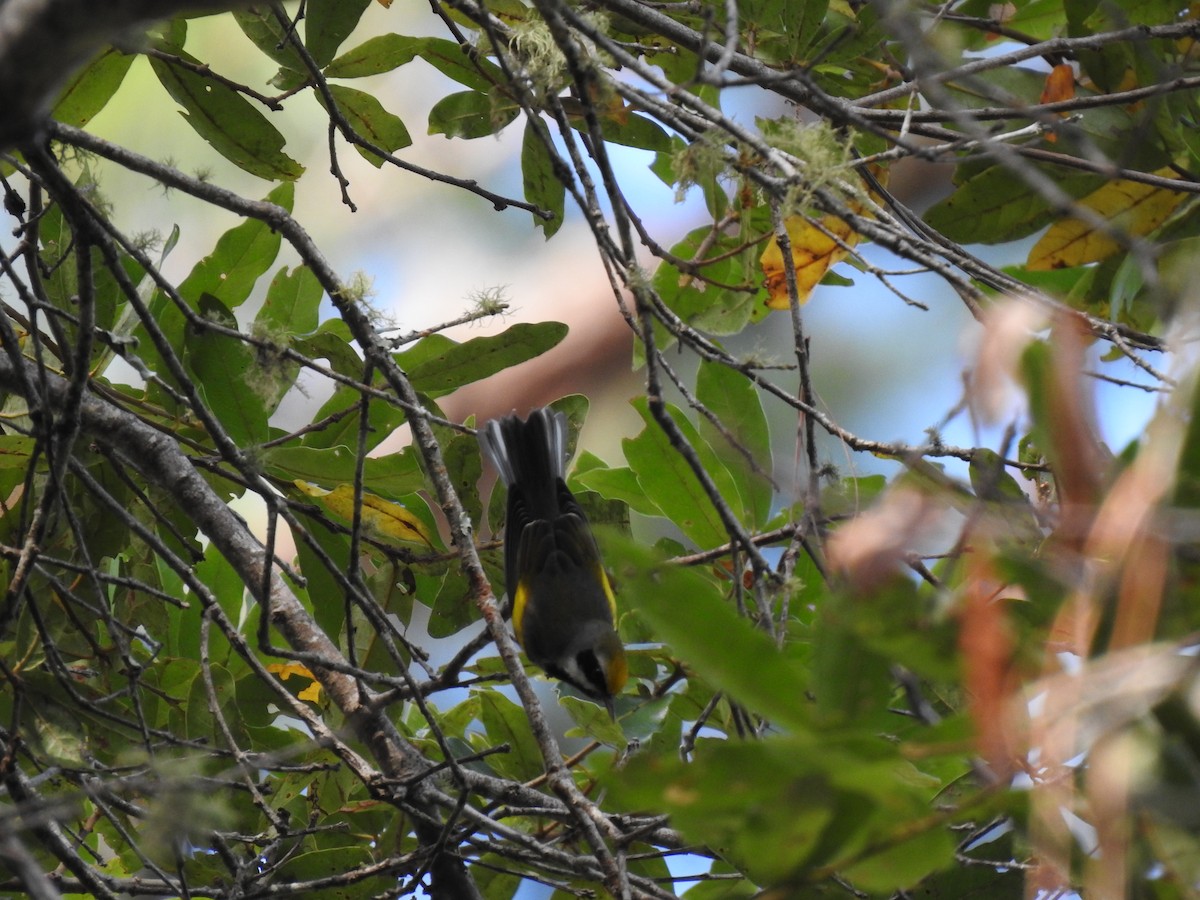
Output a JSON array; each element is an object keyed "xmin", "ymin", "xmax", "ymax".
[{"xmin": 478, "ymin": 407, "xmax": 627, "ymax": 718}]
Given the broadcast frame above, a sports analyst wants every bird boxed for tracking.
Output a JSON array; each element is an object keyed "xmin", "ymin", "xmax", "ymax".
[{"xmin": 478, "ymin": 407, "xmax": 627, "ymax": 718}]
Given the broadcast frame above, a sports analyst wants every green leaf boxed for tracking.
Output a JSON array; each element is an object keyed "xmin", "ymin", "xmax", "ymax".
[
  {"xmin": 398, "ymin": 321, "xmax": 569, "ymax": 397},
  {"xmin": 840, "ymin": 824, "xmax": 957, "ymax": 894},
  {"xmin": 293, "ymin": 512, "xmax": 351, "ymax": 638},
  {"xmin": 264, "ymin": 445, "xmax": 360, "ymax": 484},
  {"xmin": 611, "ymin": 538, "xmax": 810, "ymax": 730},
  {"xmin": 427, "ymin": 565, "xmax": 476, "ymax": 638},
  {"xmin": 29, "ymin": 694, "xmax": 89, "ymax": 765},
  {"xmin": 304, "ymin": 0, "xmax": 373, "ymax": 68},
  {"xmin": 521, "ymin": 120, "xmax": 565, "ymax": 238},
  {"xmin": 73, "ymin": 460, "xmax": 135, "ymax": 560},
  {"xmin": 362, "ymin": 451, "xmax": 428, "ymax": 500},
  {"xmin": 942, "ymin": 64, "xmax": 1150, "ymax": 164},
  {"xmin": 257, "ymin": 265, "xmax": 322, "ymax": 337},
  {"xmin": 51, "ymin": 47, "xmax": 134, "ymax": 129},
  {"xmin": 572, "ymin": 111, "xmax": 672, "ymax": 151},
  {"xmin": 622, "ymin": 397, "xmax": 740, "ymax": 549},
  {"xmin": 476, "ymin": 689, "xmax": 545, "ymax": 781},
  {"xmin": 574, "ymin": 462, "xmax": 664, "ymax": 517},
  {"xmin": 1005, "ymin": 0, "xmax": 1074, "ymax": 40},
  {"xmin": 438, "ymin": 695, "xmax": 483, "ymax": 740},
  {"xmin": 1160, "ymin": 90, "xmax": 1200, "ymax": 172},
  {"xmin": 695, "ymin": 359, "xmax": 772, "ymax": 528},
  {"xmin": 179, "ymin": 182, "xmax": 291, "ymax": 310},
  {"xmin": 418, "ymin": 37, "xmax": 506, "ymax": 92},
  {"xmin": 609, "ymin": 737, "xmax": 835, "ymax": 886},
  {"xmin": 428, "ymin": 90, "xmax": 520, "ymax": 139},
  {"xmin": 1173, "ymin": 373, "xmax": 1200, "ymax": 510},
  {"xmin": 324, "ymin": 33, "xmax": 423, "ymax": 78},
  {"xmin": 352, "ymin": 591, "xmax": 412, "ymax": 674},
  {"xmin": 813, "ymin": 621, "xmax": 896, "ymax": 732},
  {"xmin": 441, "ymin": 428, "xmax": 484, "ymax": 526},
  {"xmin": 736, "ymin": 0, "xmax": 830, "ymax": 64},
  {"xmin": 472, "ymin": 853, "xmax": 524, "ymax": 897},
  {"xmin": 653, "ymin": 133, "xmax": 730, "ymax": 219},
  {"xmin": 323, "ymin": 84, "xmax": 412, "ymax": 164},
  {"xmin": 149, "ymin": 49, "xmax": 304, "ymax": 182},
  {"xmin": 0, "ymin": 436, "xmax": 40, "ymax": 470},
  {"xmin": 37, "ymin": 192, "xmax": 125, "ymax": 349},
  {"xmin": 275, "ymin": 847, "xmax": 375, "ymax": 886},
  {"xmin": 186, "ymin": 659, "xmax": 237, "ymax": 742},
  {"xmin": 968, "ymin": 448, "xmax": 1042, "ymax": 545},
  {"xmin": 651, "ymin": 135, "xmax": 682, "ymax": 186},
  {"xmin": 269, "ymin": 66, "xmax": 308, "ymax": 92},
  {"xmin": 266, "ymin": 447, "xmax": 426, "ymax": 505},
  {"xmin": 651, "ymin": 225, "xmax": 760, "ymax": 337},
  {"xmin": 154, "ymin": 17, "xmax": 188, "ymax": 48},
  {"xmin": 292, "ymin": 319, "xmax": 363, "ymax": 378},
  {"xmin": 607, "ymin": 113, "xmax": 672, "ymax": 151},
  {"xmin": 924, "ymin": 162, "xmax": 1103, "ymax": 244},
  {"xmin": 232, "ymin": 7, "xmax": 307, "ymax": 70},
  {"xmin": 550, "ymin": 394, "xmax": 590, "ymax": 458},
  {"xmin": 562, "ymin": 695, "xmax": 626, "ymax": 744},
  {"xmin": 941, "ymin": 62, "xmax": 1046, "ymax": 110},
  {"xmin": 300, "ymin": 383, "xmax": 408, "ymax": 453},
  {"xmin": 193, "ymin": 546, "xmax": 248, "ymax": 654},
  {"xmin": 184, "ymin": 294, "xmax": 272, "ymax": 446},
  {"xmin": 906, "ymin": 825, "xmax": 1024, "ymax": 896},
  {"xmin": 656, "ymin": 48, "xmax": 723, "ymax": 113},
  {"xmin": 611, "ymin": 725, "xmax": 955, "ymax": 890},
  {"xmin": 681, "ymin": 876, "xmax": 758, "ymax": 898}
]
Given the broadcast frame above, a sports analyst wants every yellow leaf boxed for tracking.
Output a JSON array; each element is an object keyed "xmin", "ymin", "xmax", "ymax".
[
  {"xmin": 760, "ymin": 213, "xmax": 857, "ymax": 309},
  {"xmin": 267, "ymin": 661, "xmax": 308, "ymax": 679},
  {"xmin": 1027, "ymin": 167, "xmax": 1186, "ymax": 270},
  {"xmin": 294, "ymin": 481, "xmax": 436, "ymax": 547},
  {"xmin": 298, "ymin": 681, "xmax": 323, "ymax": 702},
  {"xmin": 267, "ymin": 662, "xmax": 323, "ymax": 702},
  {"xmin": 759, "ymin": 166, "xmax": 887, "ymax": 310}
]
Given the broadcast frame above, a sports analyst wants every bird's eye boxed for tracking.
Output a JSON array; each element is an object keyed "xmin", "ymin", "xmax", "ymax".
[{"xmin": 576, "ymin": 650, "xmax": 606, "ymax": 697}]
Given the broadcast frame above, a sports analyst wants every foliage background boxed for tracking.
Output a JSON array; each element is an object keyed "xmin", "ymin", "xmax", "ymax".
[{"xmin": 2, "ymin": 0, "xmax": 1200, "ymax": 898}]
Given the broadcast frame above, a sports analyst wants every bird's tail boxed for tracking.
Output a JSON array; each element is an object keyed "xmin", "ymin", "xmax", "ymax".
[{"xmin": 479, "ymin": 407, "xmax": 568, "ymax": 517}]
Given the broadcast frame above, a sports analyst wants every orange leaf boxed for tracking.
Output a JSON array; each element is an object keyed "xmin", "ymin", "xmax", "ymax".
[
  {"xmin": 1027, "ymin": 167, "xmax": 1186, "ymax": 270},
  {"xmin": 1039, "ymin": 64, "xmax": 1076, "ymax": 140},
  {"xmin": 1040, "ymin": 64, "xmax": 1076, "ymax": 104}
]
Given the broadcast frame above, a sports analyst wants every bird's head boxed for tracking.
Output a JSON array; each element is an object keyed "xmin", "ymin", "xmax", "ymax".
[{"xmin": 547, "ymin": 621, "xmax": 628, "ymax": 719}]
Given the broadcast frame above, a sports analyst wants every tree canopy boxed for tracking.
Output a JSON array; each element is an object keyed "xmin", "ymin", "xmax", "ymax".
[{"xmin": 2, "ymin": 0, "xmax": 1200, "ymax": 897}]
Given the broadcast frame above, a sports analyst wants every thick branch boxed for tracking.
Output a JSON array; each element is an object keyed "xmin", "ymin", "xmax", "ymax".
[
  {"xmin": 0, "ymin": 0, "xmax": 248, "ymax": 148},
  {"xmin": 0, "ymin": 351, "xmax": 487, "ymax": 897}
]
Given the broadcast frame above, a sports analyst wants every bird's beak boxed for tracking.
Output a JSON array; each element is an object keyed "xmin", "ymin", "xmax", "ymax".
[{"xmin": 604, "ymin": 695, "xmax": 617, "ymax": 720}]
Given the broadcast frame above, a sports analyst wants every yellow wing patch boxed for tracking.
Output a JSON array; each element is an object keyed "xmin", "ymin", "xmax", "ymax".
[
  {"xmin": 512, "ymin": 562, "xmax": 617, "ymax": 652},
  {"xmin": 595, "ymin": 562, "xmax": 618, "ymax": 620},
  {"xmin": 511, "ymin": 579, "xmax": 530, "ymax": 646}
]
